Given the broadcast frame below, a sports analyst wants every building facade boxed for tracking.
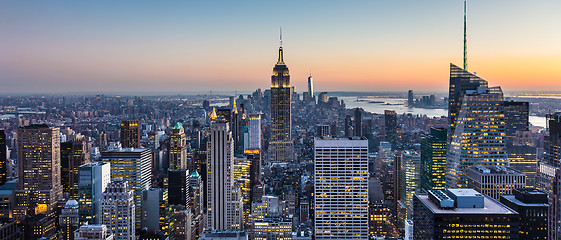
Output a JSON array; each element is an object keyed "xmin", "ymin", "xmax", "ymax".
[
  {"xmin": 78, "ymin": 161, "xmax": 111, "ymax": 225},
  {"xmin": 420, "ymin": 127, "xmax": 447, "ymax": 191},
  {"xmin": 101, "ymin": 180, "xmax": 135, "ymax": 240},
  {"xmin": 467, "ymin": 165, "xmax": 526, "ymax": 200},
  {"xmin": 120, "ymin": 120, "xmax": 141, "ymax": 148}
]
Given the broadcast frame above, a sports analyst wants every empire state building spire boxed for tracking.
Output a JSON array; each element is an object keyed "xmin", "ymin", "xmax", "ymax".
[{"xmin": 277, "ymin": 28, "xmax": 284, "ymax": 65}]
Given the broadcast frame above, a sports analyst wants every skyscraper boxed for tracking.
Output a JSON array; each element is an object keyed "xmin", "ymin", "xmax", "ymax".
[
  {"xmin": 248, "ymin": 114, "xmax": 261, "ymax": 150},
  {"xmin": 314, "ymin": 137, "xmax": 368, "ymax": 239},
  {"xmin": 420, "ymin": 127, "xmax": 447, "ymax": 191},
  {"xmin": 141, "ymin": 188, "xmax": 174, "ymax": 237},
  {"xmin": 400, "ymin": 151, "xmax": 420, "ymax": 206},
  {"xmin": 467, "ymin": 165, "xmax": 526, "ymax": 200},
  {"xmin": 101, "ymin": 148, "xmax": 151, "ymax": 229},
  {"xmin": 269, "ymin": 35, "xmax": 293, "ymax": 164},
  {"xmin": 500, "ymin": 188, "xmax": 549, "ymax": 240},
  {"xmin": 78, "ymin": 161, "xmax": 111, "ymax": 225},
  {"xmin": 308, "ymin": 74, "xmax": 314, "ymax": 102},
  {"xmin": 0, "ymin": 129, "xmax": 6, "ymax": 187},
  {"xmin": 207, "ymin": 120, "xmax": 243, "ymax": 230},
  {"xmin": 447, "ymin": 86, "xmax": 507, "ymax": 188},
  {"xmin": 168, "ymin": 169, "xmax": 189, "ymax": 206},
  {"xmin": 407, "ymin": 90, "xmax": 414, "ymax": 106},
  {"xmin": 60, "ymin": 199, "xmax": 80, "ymax": 240},
  {"xmin": 120, "ymin": 120, "xmax": 141, "ymax": 148},
  {"xmin": 169, "ymin": 122, "xmax": 188, "ymax": 170},
  {"xmin": 14, "ymin": 124, "xmax": 63, "ymax": 220},
  {"xmin": 101, "ymin": 179, "xmax": 135, "ymax": 240},
  {"xmin": 354, "ymin": 108, "xmax": 362, "ymax": 137},
  {"xmin": 504, "ymin": 101, "xmax": 529, "ymax": 145},
  {"xmin": 61, "ymin": 135, "xmax": 90, "ymax": 199},
  {"xmin": 384, "ymin": 110, "xmax": 397, "ymax": 148}
]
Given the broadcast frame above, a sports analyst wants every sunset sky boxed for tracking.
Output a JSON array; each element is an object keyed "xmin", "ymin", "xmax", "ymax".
[{"xmin": 1, "ymin": 0, "xmax": 560, "ymax": 94}]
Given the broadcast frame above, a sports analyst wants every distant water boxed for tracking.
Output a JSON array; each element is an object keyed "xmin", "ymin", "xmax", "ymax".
[{"xmin": 341, "ymin": 96, "xmax": 546, "ymax": 128}]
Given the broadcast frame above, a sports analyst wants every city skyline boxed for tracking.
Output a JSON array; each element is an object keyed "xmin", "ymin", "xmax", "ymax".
[{"xmin": 1, "ymin": 0, "xmax": 560, "ymax": 94}]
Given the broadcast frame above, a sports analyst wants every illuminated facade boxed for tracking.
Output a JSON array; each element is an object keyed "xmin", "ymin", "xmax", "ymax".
[
  {"xmin": 446, "ymin": 86, "xmax": 507, "ymax": 188},
  {"xmin": 248, "ymin": 114, "xmax": 261, "ymax": 150},
  {"xmin": 120, "ymin": 120, "xmax": 141, "ymax": 148},
  {"xmin": 207, "ymin": 120, "xmax": 243, "ymax": 230},
  {"xmin": 141, "ymin": 188, "xmax": 174, "ymax": 237},
  {"xmin": 368, "ymin": 203, "xmax": 399, "ymax": 237},
  {"xmin": 420, "ymin": 127, "xmax": 447, "ymax": 191},
  {"xmin": 78, "ymin": 161, "xmax": 111, "ymax": 225},
  {"xmin": 252, "ymin": 220, "xmax": 292, "ymax": 240},
  {"xmin": 500, "ymin": 188, "xmax": 549, "ymax": 240},
  {"xmin": 101, "ymin": 180, "xmax": 135, "ymax": 240},
  {"xmin": 61, "ymin": 135, "xmax": 90, "ymax": 199},
  {"xmin": 101, "ymin": 148, "xmax": 151, "ymax": 229},
  {"xmin": 234, "ymin": 156, "xmax": 252, "ymax": 227},
  {"xmin": 413, "ymin": 189, "xmax": 519, "ymax": 239},
  {"xmin": 14, "ymin": 124, "xmax": 63, "ymax": 220},
  {"xmin": 169, "ymin": 123, "xmax": 188, "ymax": 170},
  {"xmin": 60, "ymin": 199, "xmax": 80, "ymax": 240},
  {"xmin": 314, "ymin": 137, "xmax": 368, "ymax": 239},
  {"xmin": 269, "ymin": 41, "xmax": 293, "ymax": 164},
  {"xmin": 400, "ymin": 151, "xmax": 420, "ymax": 206},
  {"xmin": 74, "ymin": 224, "xmax": 114, "ymax": 240},
  {"xmin": 467, "ymin": 165, "xmax": 526, "ymax": 201}
]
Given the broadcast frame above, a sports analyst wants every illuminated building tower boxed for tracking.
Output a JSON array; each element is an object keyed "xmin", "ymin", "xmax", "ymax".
[
  {"xmin": 407, "ymin": 90, "xmax": 414, "ymax": 106},
  {"xmin": 400, "ymin": 151, "xmax": 420, "ymax": 206},
  {"xmin": 504, "ymin": 101, "xmax": 529, "ymax": 145},
  {"xmin": 101, "ymin": 179, "xmax": 135, "ymax": 240},
  {"xmin": 500, "ymin": 188, "xmax": 549, "ymax": 240},
  {"xmin": 232, "ymin": 100, "xmax": 241, "ymax": 155},
  {"xmin": 172, "ymin": 205, "xmax": 192, "ymax": 240},
  {"xmin": 308, "ymin": 74, "xmax": 314, "ymax": 102},
  {"xmin": 120, "ymin": 120, "xmax": 141, "ymax": 148},
  {"xmin": 354, "ymin": 108, "xmax": 362, "ymax": 137},
  {"xmin": 467, "ymin": 165, "xmax": 526, "ymax": 200},
  {"xmin": 101, "ymin": 148, "xmax": 151, "ymax": 229},
  {"xmin": 14, "ymin": 124, "xmax": 63, "ymax": 220},
  {"xmin": 20, "ymin": 213, "xmax": 58, "ymax": 240},
  {"xmin": 168, "ymin": 169, "xmax": 189, "ymax": 206},
  {"xmin": 446, "ymin": 86, "xmax": 507, "ymax": 188},
  {"xmin": 269, "ymin": 35, "xmax": 293, "ymax": 164},
  {"xmin": 235, "ymin": 156, "xmax": 252, "ymax": 226},
  {"xmin": 169, "ymin": 122, "xmax": 188, "ymax": 170},
  {"xmin": 78, "ymin": 161, "xmax": 111, "ymax": 225},
  {"xmin": 207, "ymin": 120, "xmax": 243, "ymax": 230},
  {"xmin": 141, "ymin": 188, "xmax": 174, "ymax": 237},
  {"xmin": 508, "ymin": 145, "xmax": 537, "ymax": 187},
  {"xmin": 447, "ymin": 64, "xmax": 488, "ymax": 140},
  {"xmin": 189, "ymin": 170, "xmax": 204, "ymax": 215},
  {"xmin": 413, "ymin": 189, "xmax": 519, "ymax": 239},
  {"xmin": 60, "ymin": 199, "xmax": 80, "ymax": 240},
  {"xmin": 248, "ymin": 114, "xmax": 261, "ymax": 150},
  {"xmin": 61, "ymin": 135, "xmax": 90, "ymax": 199},
  {"xmin": 384, "ymin": 110, "xmax": 397, "ymax": 148},
  {"xmin": 314, "ymin": 137, "xmax": 368, "ymax": 239},
  {"xmin": 368, "ymin": 203, "xmax": 398, "ymax": 237},
  {"xmin": 0, "ymin": 129, "xmax": 6, "ymax": 186},
  {"xmin": 420, "ymin": 127, "xmax": 447, "ymax": 191}
]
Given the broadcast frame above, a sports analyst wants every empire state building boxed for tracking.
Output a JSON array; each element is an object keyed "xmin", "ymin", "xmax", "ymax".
[{"xmin": 269, "ymin": 40, "xmax": 293, "ymax": 164}]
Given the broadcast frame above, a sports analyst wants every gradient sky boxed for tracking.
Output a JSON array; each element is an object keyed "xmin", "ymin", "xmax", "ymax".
[{"xmin": 1, "ymin": 0, "xmax": 560, "ymax": 94}]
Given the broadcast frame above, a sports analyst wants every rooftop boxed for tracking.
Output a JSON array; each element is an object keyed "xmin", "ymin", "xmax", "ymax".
[{"xmin": 416, "ymin": 192, "xmax": 516, "ymax": 215}]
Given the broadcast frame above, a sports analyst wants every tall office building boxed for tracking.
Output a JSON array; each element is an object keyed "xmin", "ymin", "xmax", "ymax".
[
  {"xmin": 101, "ymin": 179, "xmax": 135, "ymax": 240},
  {"xmin": 189, "ymin": 170, "xmax": 204, "ymax": 216},
  {"xmin": 508, "ymin": 145, "xmax": 538, "ymax": 187},
  {"xmin": 61, "ymin": 135, "xmax": 90, "ymax": 199},
  {"xmin": 500, "ymin": 188, "xmax": 549, "ymax": 240},
  {"xmin": 354, "ymin": 108, "xmax": 362, "ymax": 137},
  {"xmin": 78, "ymin": 161, "xmax": 111, "ymax": 225},
  {"xmin": 141, "ymin": 188, "xmax": 174, "ymax": 237},
  {"xmin": 446, "ymin": 86, "xmax": 507, "ymax": 188},
  {"xmin": 60, "ymin": 199, "xmax": 80, "ymax": 240},
  {"xmin": 420, "ymin": 127, "xmax": 447, "ymax": 191},
  {"xmin": 504, "ymin": 101, "xmax": 529, "ymax": 145},
  {"xmin": 384, "ymin": 110, "xmax": 397, "ymax": 148},
  {"xmin": 308, "ymin": 74, "xmax": 314, "ymax": 102},
  {"xmin": 0, "ymin": 129, "xmax": 6, "ymax": 187},
  {"xmin": 14, "ymin": 124, "xmax": 63, "ymax": 220},
  {"xmin": 467, "ymin": 165, "xmax": 526, "ymax": 200},
  {"xmin": 413, "ymin": 189, "xmax": 519, "ymax": 239},
  {"xmin": 314, "ymin": 137, "xmax": 368, "ymax": 239},
  {"xmin": 269, "ymin": 37, "xmax": 293, "ymax": 164},
  {"xmin": 120, "ymin": 120, "xmax": 141, "ymax": 148},
  {"xmin": 169, "ymin": 123, "xmax": 188, "ymax": 170},
  {"xmin": 407, "ymin": 90, "xmax": 414, "ymax": 106},
  {"xmin": 207, "ymin": 120, "xmax": 243, "ymax": 230},
  {"xmin": 234, "ymin": 157, "xmax": 252, "ymax": 226},
  {"xmin": 400, "ymin": 151, "xmax": 420, "ymax": 206},
  {"xmin": 248, "ymin": 114, "xmax": 261, "ymax": 150},
  {"xmin": 344, "ymin": 115, "xmax": 353, "ymax": 138},
  {"xmin": 101, "ymin": 148, "xmax": 151, "ymax": 229},
  {"xmin": 168, "ymin": 169, "xmax": 189, "ymax": 206},
  {"xmin": 447, "ymin": 64, "xmax": 488, "ymax": 138}
]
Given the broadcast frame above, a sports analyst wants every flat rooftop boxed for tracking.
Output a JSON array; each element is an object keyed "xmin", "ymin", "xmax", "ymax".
[
  {"xmin": 416, "ymin": 193, "xmax": 516, "ymax": 215},
  {"xmin": 501, "ymin": 195, "xmax": 549, "ymax": 208}
]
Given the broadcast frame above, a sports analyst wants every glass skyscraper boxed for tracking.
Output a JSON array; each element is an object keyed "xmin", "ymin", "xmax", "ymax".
[{"xmin": 420, "ymin": 127, "xmax": 447, "ymax": 191}]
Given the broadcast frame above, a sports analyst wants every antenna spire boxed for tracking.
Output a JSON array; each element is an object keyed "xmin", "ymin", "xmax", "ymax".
[
  {"xmin": 463, "ymin": 0, "xmax": 468, "ymax": 71},
  {"xmin": 280, "ymin": 27, "xmax": 283, "ymax": 47}
]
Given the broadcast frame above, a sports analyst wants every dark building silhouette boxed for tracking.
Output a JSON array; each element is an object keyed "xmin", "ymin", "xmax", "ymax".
[
  {"xmin": 504, "ymin": 101, "xmax": 529, "ymax": 144},
  {"xmin": 120, "ymin": 120, "xmax": 141, "ymax": 148},
  {"xmin": 168, "ymin": 169, "xmax": 189, "ymax": 206},
  {"xmin": 61, "ymin": 135, "xmax": 90, "ymax": 199},
  {"xmin": 407, "ymin": 90, "xmax": 414, "ymax": 106},
  {"xmin": 384, "ymin": 110, "xmax": 397, "ymax": 147},
  {"xmin": 0, "ymin": 129, "xmax": 6, "ymax": 186},
  {"xmin": 354, "ymin": 108, "xmax": 362, "ymax": 137},
  {"xmin": 500, "ymin": 188, "xmax": 549, "ymax": 240},
  {"xmin": 344, "ymin": 115, "xmax": 352, "ymax": 138}
]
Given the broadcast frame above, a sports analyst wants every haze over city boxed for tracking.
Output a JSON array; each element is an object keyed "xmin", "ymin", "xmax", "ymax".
[{"xmin": 1, "ymin": 0, "xmax": 560, "ymax": 94}]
